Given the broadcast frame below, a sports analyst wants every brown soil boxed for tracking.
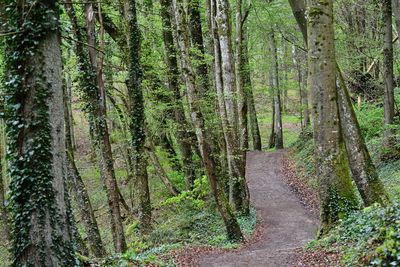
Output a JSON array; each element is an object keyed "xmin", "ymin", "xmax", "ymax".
[{"xmin": 193, "ymin": 150, "xmax": 319, "ymax": 267}]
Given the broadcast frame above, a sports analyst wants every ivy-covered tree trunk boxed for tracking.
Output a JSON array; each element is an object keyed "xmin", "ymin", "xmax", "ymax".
[
  {"xmin": 188, "ymin": 0, "xmax": 211, "ymax": 96},
  {"xmin": 173, "ymin": 0, "xmax": 244, "ymax": 241},
  {"xmin": 4, "ymin": 1, "xmax": 76, "ymax": 265},
  {"xmin": 126, "ymin": 0, "xmax": 152, "ymax": 233},
  {"xmin": 64, "ymin": 1, "xmax": 126, "ymax": 253},
  {"xmin": 268, "ymin": 31, "xmax": 283, "ymax": 150},
  {"xmin": 63, "ymin": 82, "xmax": 106, "ymax": 258},
  {"xmin": 160, "ymin": 0, "xmax": 197, "ymax": 189},
  {"xmin": 308, "ymin": 0, "xmax": 359, "ymax": 233}
]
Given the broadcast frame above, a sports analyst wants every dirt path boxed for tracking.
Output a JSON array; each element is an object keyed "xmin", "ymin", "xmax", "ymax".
[{"xmin": 195, "ymin": 150, "xmax": 319, "ymax": 267}]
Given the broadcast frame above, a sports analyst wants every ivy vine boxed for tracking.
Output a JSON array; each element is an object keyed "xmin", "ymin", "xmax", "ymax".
[{"xmin": 3, "ymin": 1, "xmax": 76, "ymax": 265}]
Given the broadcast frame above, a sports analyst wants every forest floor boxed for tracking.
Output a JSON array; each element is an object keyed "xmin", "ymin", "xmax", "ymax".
[{"xmin": 193, "ymin": 150, "xmax": 319, "ymax": 267}]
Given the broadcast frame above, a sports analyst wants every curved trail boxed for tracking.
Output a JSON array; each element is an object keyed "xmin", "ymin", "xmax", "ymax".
[{"xmin": 196, "ymin": 150, "xmax": 319, "ymax": 267}]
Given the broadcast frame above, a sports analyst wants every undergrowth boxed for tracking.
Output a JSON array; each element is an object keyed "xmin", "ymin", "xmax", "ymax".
[
  {"xmin": 292, "ymin": 91, "xmax": 400, "ymax": 267},
  {"xmin": 100, "ymin": 176, "xmax": 257, "ymax": 266}
]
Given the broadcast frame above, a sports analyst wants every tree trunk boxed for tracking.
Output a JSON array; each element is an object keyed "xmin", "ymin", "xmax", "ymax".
[
  {"xmin": 160, "ymin": 0, "xmax": 197, "ymax": 189},
  {"xmin": 4, "ymin": 2, "xmax": 76, "ymax": 264},
  {"xmin": 288, "ymin": 0, "xmax": 308, "ymax": 44},
  {"xmin": 289, "ymin": 0, "xmax": 388, "ymax": 208},
  {"xmin": 126, "ymin": 0, "xmax": 152, "ymax": 233},
  {"xmin": 212, "ymin": 0, "xmax": 250, "ymax": 214},
  {"xmin": 64, "ymin": 1, "xmax": 126, "ymax": 253},
  {"xmin": 268, "ymin": 69, "xmax": 276, "ymax": 149},
  {"xmin": 383, "ymin": 0, "xmax": 395, "ymax": 128},
  {"xmin": 243, "ymin": 31, "xmax": 262, "ymax": 151},
  {"xmin": 188, "ymin": 0, "xmax": 211, "ymax": 96},
  {"xmin": 308, "ymin": 0, "xmax": 359, "ymax": 233},
  {"xmin": 63, "ymin": 80, "xmax": 106, "ymax": 258},
  {"xmin": 269, "ymin": 31, "xmax": 283, "ymax": 149},
  {"xmin": 172, "ymin": 0, "xmax": 244, "ymax": 241},
  {"xmin": 236, "ymin": 0, "xmax": 250, "ymax": 153},
  {"xmin": 392, "ymin": 0, "xmax": 400, "ymax": 47},
  {"xmin": 336, "ymin": 68, "xmax": 390, "ymax": 206},
  {"xmin": 0, "ymin": 120, "xmax": 10, "ymax": 244}
]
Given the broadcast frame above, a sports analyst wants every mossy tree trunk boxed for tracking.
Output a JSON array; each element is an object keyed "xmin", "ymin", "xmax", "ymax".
[
  {"xmin": 4, "ymin": 1, "xmax": 76, "ymax": 264},
  {"xmin": 64, "ymin": 1, "xmax": 126, "ymax": 253},
  {"xmin": 126, "ymin": 0, "xmax": 152, "ymax": 233},
  {"xmin": 172, "ymin": 0, "xmax": 244, "ymax": 241},
  {"xmin": 336, "ymin": 69, "xmax": 390, "ymax": 206},
  {"xmin": 290, "ymin": 0, "xmax": 387, "ymax": 208},
  {"xmin": 308, "ymin": 0, "xmax": 359, "ymax": 233}
]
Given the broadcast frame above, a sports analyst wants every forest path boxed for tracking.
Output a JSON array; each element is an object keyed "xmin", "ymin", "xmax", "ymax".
[{"xmin": 195, "ymin": 150, "xmax": 319, "ymax": 267}]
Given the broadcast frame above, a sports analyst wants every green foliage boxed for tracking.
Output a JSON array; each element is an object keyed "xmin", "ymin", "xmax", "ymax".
[
  {"xmin": 355, "ymin": 92, "xmax": 400, "ymax": 164},
  {"xmin": 307, "ymin": 203, "xmax": 400, "ymax": 267},
  {"xmin": 161, "ymin": 175, "xmax": 209, "ymax": 209}
]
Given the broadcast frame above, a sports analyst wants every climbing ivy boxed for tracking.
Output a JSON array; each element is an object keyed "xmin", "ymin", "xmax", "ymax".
[{"xmin": 3, "ymin": 1, "xmax": 76, "ymax": 265}]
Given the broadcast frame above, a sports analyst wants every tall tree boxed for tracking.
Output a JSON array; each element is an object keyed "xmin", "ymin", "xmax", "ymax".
[
  {"xmin": 172, "ymin": 0, "xmax": 244, "ymax": 241},
  {"xmin": 160, "ymin": 0, "xmax": 197, "ymax": 189},
  {"xmin": 64, "ymin": 79, "xmax": 106, "ymax": 257},
  {"xmin": 126, "ymin": 0, "xmax": 152, "ymax": 233},
  {"xmin": 268, "ymin": 31, "xmax": 283, "ymax": 149},
  {"xmin": 383, "ymin": 0, "xmax": 395, "ymax": 129},
  {"xmin": 64, "ymin": 1, "xmax": 126, "ymax": 253},
  {"xmin": 4, "ymin": 1, "xmax": 76, "ymax": 264},
  {"xmin": 212, "ymin": 0, "xmax": 250, "ymax": 214},
  {"xmin": 308, "ymin": 0, "xmax": 359, "ymax": 232},
  {"xmin": 289, "ymin": 0, "xmax": 388, "ymax": 207},
  {"xmin": 0, "ymin": 120, "xmax": 10, "ymax": 244}
]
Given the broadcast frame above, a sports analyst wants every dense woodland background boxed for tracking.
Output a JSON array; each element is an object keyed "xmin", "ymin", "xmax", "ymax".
[{"xmin": 0, "ymin": 0, "xmax": 400, "ymax": 266}]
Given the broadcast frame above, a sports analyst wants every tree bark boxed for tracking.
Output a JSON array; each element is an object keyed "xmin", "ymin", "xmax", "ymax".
[
  {"xmin": 393, "ymin": 0, "xmax": 400, "ymax": 47},
  {"xmin": 268, "ymin": 68, "xmax": 276, "ymax": 149},
  {"xmin": 126, "ymin": 0, "xmax": 152, "ymax": 233},
  {"xmin": 336, "ymin": 68, "xmax": 390, "ymax": 206},
  {"xmin": 0, "ymin": 120, "xmax": 10, "ymax": 244},
  {"xmin": 172, "ymin": 0, "xmax": 244, "ymax": 241},
  {"xmin": 235, "ymin": 0, "xmax": 250, "ymax": 153},
  {"xmin": 64, "ymin": 1, "xmax": 126, "ymax": 253},
  {"xmin": 308, "ymin": 0, "xmax": 359, "ymax": 232},
  {"xmin": 4, "ymin": 1, "xmax": 76, "ymax": 264},
  {"xmin": 269, "ymin": 31, "xmax": 283, "ymax": 149},
  {"xmin": 383, "ymin": 0, "xmax": 395, "ymax": 128},
  {"xmin": 188, "ymin": 0, "xmax": 211, "ymax": 96},
  {"xmin": 288, "ymin": 0, "xmax": 308, "ymax": 44}
]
